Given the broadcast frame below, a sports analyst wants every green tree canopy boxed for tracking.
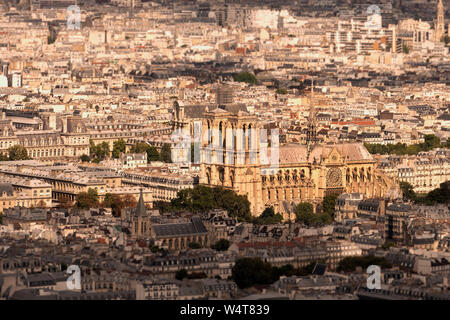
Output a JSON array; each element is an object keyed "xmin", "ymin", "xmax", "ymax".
[
  {"xmin": 175, "ymin": 269, "xmax": 188, "ymax": 280},
  {"xmin": 90, "ymin": 141, "xmax": 110, "ymax": 162},
  {"xmin": 253, "ymin": 206, "xmax": 283, "ymax": 225},
  {"xmin": 211, "ymin": 239, "xmax": 230, "ymax": 251},
  {"xmin": 112, "ymin": 139, "xmax": 126, "ymax": 158},
  {"xmin": 233, "ymin": 72, "xmax": 257, "ymax": 84},
  {"xmin": 337, "ymin": 256, "xmax": 392, "ymax": 272},
  {"xmin": 130, "ymin": 142, "xmax": 160, "ymax": 162},
  {"xmin": 322, "ymin": 194, "xmax": 337, "ymax": 217},
  {"xmin": 169, "ymin": 185, "xmax": 252, "ymax": 222},
  {"xmin": 295, "ymin": 201, "xmax": 332, "ymax": 226},
  {"xmin": 80, "ymin": 154, "xmax": 90, "ymax": 162},
  {"xmin": 160, "ymin": 143, "xmax": 172, "ymax": 163},
  {"xmin": 188, "ymin": 242, "xmax": 201, "ymax": 249},
  {"xmin": 365, "ymin": 135, "xmax": 446, "ymax": 156},
  {"xmin": 232, "ymin": 258, "xmax": 276, "ymax": 289},
  {"xmin": 295, "ymin": 202, "xmax": 314, "ymax": 225},
  {"xmin": 423, "ymin": 134, "xmax": 441, "ymax": 151},
  {"xmin": 75, "ymin": 188, "xmax": 99, "ymax": 209},
  {"xmin": 400, "ymin": 181, "xmax": 416, "ymax": 201},
  {"xmin": 8, "ymin": 145, "xmax": 30, "ymax": 161}
]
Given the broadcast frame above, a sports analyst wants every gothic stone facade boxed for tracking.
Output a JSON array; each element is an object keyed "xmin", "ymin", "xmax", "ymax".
[{"xmin": 174, "ymin": 105, "xmax": 398, "ymax": 218}]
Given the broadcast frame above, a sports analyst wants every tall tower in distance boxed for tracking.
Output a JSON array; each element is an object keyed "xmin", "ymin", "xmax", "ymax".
[
  {"xmin": 306, "ymin": 79, "xmax": 318, "ymax": 156},
  {"xmin": 436, "ymin": 0, "xmax": 445, "ymax": 42},
  {"xmin": 216, "ymin": 85, "xmax": 234, "ymax": 106}
]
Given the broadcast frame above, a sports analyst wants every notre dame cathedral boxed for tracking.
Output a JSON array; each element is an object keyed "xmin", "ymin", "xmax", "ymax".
[{"xmin": 172, "ymin": 89, "xmax": 399, "ymax": 219}]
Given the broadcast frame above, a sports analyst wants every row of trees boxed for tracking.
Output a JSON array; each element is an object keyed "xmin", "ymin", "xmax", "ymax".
[
  {"xmin": 231, "ymin": 258, "xmax": 319, "ymax": 289},
  {"xmin": 130, "ymin": 142, "xmax": 172, "ymax": 163},
  {"xmin": 155, "ymin": 186, "xmax": 338, "ymax": 226},
  {"xmin": 231, "ymin": 255, "xmax": 393, "ymax": 289},
  {"xmin": 233, "ymin": 71, "xmax": 257, "ymax": 84},
  {"xmin": 337, "ymin": 256, "xmax": 392, "ymax": 272},
  {"xmin": 254, "ymin": 195, "xmax": 337, "ymax": 226},
  {"xmin": 155, "ymin": 185, "xmax": 252, "ymax": 222},
  {"xmin": 74, "ymin": 188, "xmax": 138, "ymax": 215},
  {"xmin": 365, "ymin": 135, "xmax": 447, "ymax": 156},
  {"xmin": 400, "ymin": 181, "xmax": 450, "ymax": 205},
  {"xmin": 82, "ymin": 140, "xmax": 172, "ymax": 163}
]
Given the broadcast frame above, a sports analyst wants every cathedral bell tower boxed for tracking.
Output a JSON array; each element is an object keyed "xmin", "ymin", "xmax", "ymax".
[
  {"xmin": 200, "ymin": 108, "xmax": 264, "ymax": 216},
  {"xmin": 131, "ymin": 188, "xmax": 150, "ymax": 239}
]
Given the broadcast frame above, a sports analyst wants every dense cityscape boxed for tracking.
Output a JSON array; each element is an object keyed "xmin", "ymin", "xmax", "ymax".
[{"xmin": 0, "ymin": 0, "xmax": 449, "ymax": 302}]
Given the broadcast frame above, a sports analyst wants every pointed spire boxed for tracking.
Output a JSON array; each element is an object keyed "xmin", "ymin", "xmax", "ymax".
[
  {"xmin": 306, "ymin": 78, "xmax": 318, "ymax": 156},
  {"xmin": 136, "ymin": 188, "xmax": 146, "ymax": 217}
]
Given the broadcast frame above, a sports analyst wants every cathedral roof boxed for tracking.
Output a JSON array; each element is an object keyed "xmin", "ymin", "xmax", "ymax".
[
  {"xmin": 278, "ymin": 144, "xmax": 308, "ymax": 164},
  {"xmin": 307, "ymin": 143, "xmax": 373, "ymax": 162},
  {"xmin": 152, "ymin": 217, "xmax": 207, "ymax": 237},
  {"xmin": 277, "ymin": 143, "xmax": 373, "ymax": 165}
]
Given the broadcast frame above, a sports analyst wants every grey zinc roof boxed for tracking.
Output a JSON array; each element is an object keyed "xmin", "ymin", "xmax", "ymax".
[
  {"xmin": 153, "ymin": 217, "xmax": 207, "ymax": 237},
  {"xmin": 0, "ymin": 183, "xmax": 14, "ymax": 196}
]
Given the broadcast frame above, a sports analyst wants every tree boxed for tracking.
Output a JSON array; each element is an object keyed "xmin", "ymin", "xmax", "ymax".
[
  {"xmin": 112, "ymin": 139, "xmax": 126, "ymax": 158},
  {"xmin": 160, "ymin": 143, "xmax": 172, "ymax": 163},
  {"xmin": 75, "ymin": 188, "xmax": 99, "ymax": 209},
  {"xmin": 168, "ymin": 186, "xmax": 252, "ymax": 222},
  {"xmin": 36, "ymin": 200, "xmax": 47, "ymax": 208},
  {"xmin": 130, "ymin": 142, "xmax": 149, "ymax": 154},
  {"xmin": 188, "ymin": 242, "xmax": 201, "ymax": 249},
  {"xmin": 122, "ymin": 194, "xmax": 138, "ymax": 208},
  {"xmin": 212, "ymin": 239, "xmax": 230, "ymax": 251},
  {"xmin": 103, "ymin": 193, "xmax": 124, "ymax": 216},
  {"xmin": 90, "ymin": 141, "xmax": 110, "ymax": 162},
  {"xmin": 402, "ymin": 44, "xmax": 410, "ymax": 54},
  {"xmin": 175, "ymin": 269, "xmax": 188, "ymax": 280},
  {"xmin": 261, "ymin": 206, "xmax": 275, "ymax": 217},
  {"xmin": 147, "ymin": 146, "xmax": 160, "ymax": 161},
  {"xmin": 322, "ymin": 194, "xmax": 337, "ymax": 218},
  {"xmin": 337, "ymin": 256, "xmax": 392, "ymax": 272},
  {"xmin": 444, "ymin": 138, "xmax": 450, "ymax": 148},
  {"xmin": 58, "ymin": 196, "xmax": 73, "ymax": 209},
  {"xmin": 47, "ymin": 35, "xmax": 56, "ymax": 44},
  {"xmin": 295, "ymin": 202, "xmax": 315, "ymax": 226},
  {"xmin": 8, "ymin": 145, "xmax": 30, "ymax": 161},
  {"xmin": 254, "ymin": 206, "xmax": 283, "ymax": 225},
  {"xmin": 400, "ymin": 181, "xmax": 416, "ymax": 201},
  {"xmin": 422, "ymin": 134, "xmax": 441, "ymax": 151},
  {"xmin": 233, "ymin": 72, "xmax": 257, "ymax": 84},
  {"xmin": 80, "ymin": 154, "xmax": 90, "ymax": 162},
  {"xmin": 425, "ymin": 181, "xmax": 450, "ymax": 204},
  {"xmin": 276, "ymin": 88, "xmax": 288, "ymax": 94},
  {"xmin": 103, "ymin": 193, "xmax": 115, "ymax": 208},
  {"xmin": 130, "ymin": 142, "xmax": 160, "ymax": 162},
  {"xmin": 232, "ymin": 258, "xmax": 276, "ymax": 289}
]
